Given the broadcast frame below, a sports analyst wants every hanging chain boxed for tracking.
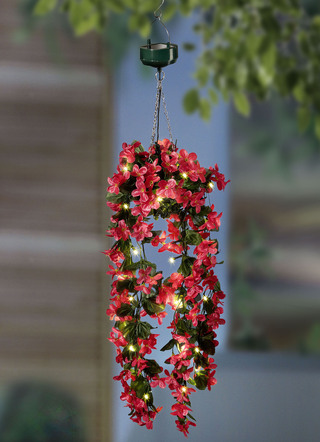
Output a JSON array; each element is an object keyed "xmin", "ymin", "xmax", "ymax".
[
  {"xmin": 150, "ymin": 69, "xmax": 174, "ymax": 146},
  {"xmin": 161, "ymin": 88, "xmax": 174, "ymax": 143}
]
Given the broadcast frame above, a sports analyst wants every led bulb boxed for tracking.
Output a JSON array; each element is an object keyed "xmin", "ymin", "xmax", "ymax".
[
  {"xmin": 129, "ymin": 345, "xmax": 135, "ymax": 352},
  {"xmin": 143, "ymin": 393, "xmax": 149, "ymax": 400},
  {"xmin": 157, "ymin": 196, "xmax": 163, "ymax": 202},
  {"xmin": 203, "ymin": 295, "xmax": 208, "ymax": 302},
  {"xmin": 194, "ymin": 347, "xmax": 200, "ymax": 353},
  {"xmin": 128, "ymin": 296, "xmax": 134, "ymax": 302},
  {"xmin": 123, "ymin": 166, "xmax": 128, "ymax": 171},
  {"xmin": 169, "ymin": 257, "xmax": 175, "ymax": 264},
  {"xmin": 181, "ymin": 173, "xmax": 188, "ymax": 179},
  {"xmin": 208, "ymin": 182, "xmax": 215, "ymax": 189},
  {"xmin": 132, "ymin": 248, "xmax": 139, "ymax": 256},
  {"xmin": 123, "ymin": 203, "xmax": 129, "ymax": 210},
  {"xmin": 181, "ymin": 386, "xmax": 187, "ymax": 393}
]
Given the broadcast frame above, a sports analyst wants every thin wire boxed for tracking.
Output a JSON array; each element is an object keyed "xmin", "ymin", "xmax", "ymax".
[
  {"xmin": 152, "ymin": 0, "xmax": 170, "ymax": 42},
  {"xmin": 153, "ymin": 0, "xmax": 165, "ymax": 19},
  {"xmin": 150, "ymin": 69, "xmax": 174, "ymax": 146}
]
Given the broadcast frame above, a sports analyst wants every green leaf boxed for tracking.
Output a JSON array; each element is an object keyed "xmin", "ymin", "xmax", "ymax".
[
  {"xmin": 203, "ymin": 298, "xmax": 215, "ymax": 315},
  {"xmin": 68, "ymin": 1, "xmax": 100, "ymax": 36},
  {"xmin": 116, "ymin": 279, "xmax": 134, "ymax": 293},
  {"xmin": 199, "ymin": 98, "xmax": 211, "ymax": 121},
  {"xmin": 128, "ymin": 13, "xmax": 151, "ymax": 38},
  {"xmin": 185, "ymin": 230, "xmax": 203, "ymax": 246},
  {"xmin": 194, "ymin": 66, "xmax": 209, "ymax": 88},
  {"xmin": 160, "ymin": 339, "xmax": 176, "ymax": 352},
  {"xmin": 34, "ymin": 0, "xmax": 57, "ymax": 15},
  {"xmin": 183, "ymin": 89, "xmax": 200, "ymax": 114},
  {"xmin": 125, "ymin": 261, "xmax": 141, "ymax": 271},
  {"xmin": 136, "ymin": 321, "xmax": 153, "ymax": 339},
  {"xmin": 183, "ymin": 43, "xmax": 196, "ymax": 51},
  {"xmin": 187, "ymin": 412, "xmax": 197, "ymax": 421},
  {"xmin": 198, "ymin": 332, "xmax": 216, "ymax": 355},
  {"xmin": 178, "ymin": 255, "xmax": 196, "ymax": 277},
  {"xmin": 297, "ymin": 107, "xmax": 311, "ymax": 132},
  {"xmin": 293, "ymin": 81, "xmax": 306, "ymax": 103},
  {"xmin": 233, "ymin": 91, "xmax": 251, "ymax": 117},
  {"xmin": 194, "ymin": 374, "xmax": 207, "ymax": 390},
  {"xmin": 315, "ymin": 115, "xmax": 320, "ymax": 140},
  {"xmin": 106, "ymin": 192, "xmax": 125, "ymax": 203},
  {"xmin": 143, "ymin": 359, "xmax": 162, "ymax": 376},
  {"xmin": 121, "ymin": 322, "xmax": 137, "ymax": 340},
  {"xmin": 142, "ymin": 298, "xmax": 164, "ymax": 315},
  {"xmin": 116, "ymin": 303, "xmax": 134, "ymax": 317},
  {"xmin": 208, "ymin": 88, "xmax": 219, "ymax": 104},
  {"xmin": 187, "ymin": 378, "xmax": 196, "ymax": 386},
  {"xmin": 131, "ymin": 376, "xmax": 149, "ymax": 398}
]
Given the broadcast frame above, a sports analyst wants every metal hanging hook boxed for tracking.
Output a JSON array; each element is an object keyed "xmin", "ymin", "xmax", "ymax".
[
  {"xmin": 153, "ymin": 0, "xmax": 164, "ymax": 19},
  {"xmin": 152, "ymin": 0, "xmax": 170, "ymax": 42}
]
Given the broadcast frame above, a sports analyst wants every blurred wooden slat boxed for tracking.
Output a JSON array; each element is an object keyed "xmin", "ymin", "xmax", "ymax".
[{"xmin": 0, "ymin": 2, "xmax": 111, "ymax": 441}]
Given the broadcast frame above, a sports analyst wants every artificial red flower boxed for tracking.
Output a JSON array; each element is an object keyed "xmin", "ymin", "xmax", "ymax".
[{"xmin": 105, "ymin": 139, "xmax": 229, "ymax": 435}]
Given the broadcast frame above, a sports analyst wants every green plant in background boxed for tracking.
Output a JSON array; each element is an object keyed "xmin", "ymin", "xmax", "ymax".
[
  {"xmin": 0, "ymin": 382, "xmax": 86, "ymax": 442},
  {"xmin": 33, "ymin": 0, "xmax": 320, "ymax": 139},
  {"xmin": 300, "ymin": 322, "xmax": 320, "ymax": 355},
  {"xmin": 230, "ymin": 220, "xmax": 272, "ymax": 350},
  {"xmin": 233, "ymin": 96, "xmax": 320, "ymax": 173}
]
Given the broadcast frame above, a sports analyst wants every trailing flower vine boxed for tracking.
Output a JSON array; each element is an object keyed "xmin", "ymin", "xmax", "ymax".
[{"xmin": 105, "ymin": 139, "xmax": 229, "ymax": 436}]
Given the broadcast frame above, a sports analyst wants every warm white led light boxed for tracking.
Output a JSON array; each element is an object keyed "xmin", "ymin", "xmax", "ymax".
[
  {"xmin": 203, "ymin": 295, "xmax": 208, "ymax": 301},
  {"xmin": 123, "ymin": 166, "xmax": 128, "ymax": 171},
  {"xmin": 132, "ymin": 248, "xmax": 139, "ymax": 256},
  {"xmin": 128, "ymin": 296, "xmax": 134, "ymax": 302},
  {"xmin": 208, "ymin": 182, "xmax": 215, "ymax": 189},
  {"xmin": 129, "ymin": 345, "xmax": 135, "ymax": 352},
  {"xmin": 143, "ymin": 394, "xmax": 149, "ymax": 400},
  {"xmin": 181, "ymin": 386, "xmax": 187, "ymax": 393},
  {"xmin": 181, "ymin": 173, "xmax": 188, "ymax": 179},
  {"xmin": 157, "ymin": 196, "xmax": 163, "ymax": 202},
  {"xmin": 194, "ymin": 347, "xmax": 200, "ymax": 353},
  {"xmin": 174, "ymin": 298, "xmax": 180, "ymax": 307},
  {"xmin": 169, "ymin": 257, "xmax": 175, "ymax": 264},
  {"xmin": 123, "ymin": 203, "xmax": 129, "ymax": 209}
]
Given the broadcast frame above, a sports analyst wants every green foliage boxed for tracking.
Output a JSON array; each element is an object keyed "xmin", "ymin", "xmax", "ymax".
[
  {"xmin": 233, "ymin": 91, "xmax": 251, "ymax": 117},
  {"xmin": 185, "ymin": 230, "xmax": 202, "ymax": 246},
  {"xmin": 183, "ymin": 88, "xmax": 200, "ymax": 114},
  {"xmin": 34, "ymin": 0, "xmax": 57, "ymax": 15},
  {"xmin": 33, "ymin": 0, "xmax": 320, "ymax": 135},
  {"xmin": 0, "ymin": 382, "xmax": 86, "ymax": 442}
]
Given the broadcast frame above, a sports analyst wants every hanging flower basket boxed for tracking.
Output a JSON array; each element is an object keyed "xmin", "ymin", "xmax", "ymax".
[{"xmin": 105, "ymin": 139, "xmax": 229, "ymax": 436}]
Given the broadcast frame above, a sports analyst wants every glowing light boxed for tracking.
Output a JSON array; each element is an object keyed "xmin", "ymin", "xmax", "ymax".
[
  {"xmin": 129, "ymin": 296, "xmax": 134, "ymax": 302},
  {"xmin": 181, "ymin": 387, "xmax": 187, "ymax": 393},
  {"xmin": 181, "ymin": 173, "xmax": 188, "ymax": 179},
  {"xmin": 157, "ymin": 196, "xmax": 163, "ymax": 202},
  {"xmin": 132, "ymin": 248, "xmax": 139, "ymax": 256},
  {"xmin": 129, "ymin": 345, "xmax": 135, "ymax": 352},
  {"xmin": 123, "ymin": 166, "xmax": 128, "ymax": 171},
  {"xmin": 194, "ymin": 347, "xmax": 200, "ymax": 353},
  {"xmin": 195, "ymin": 366, "xmax": 202, "ymax": 372},
  {"xmin": 203, "ymin": 295, "xmax": 208, "ymax": 302},
  {"xmin": 143, "ymin": 393, "xmax": 149, "ymax": 400},
  {"xmin": 174, "ymin": 297, "xmax": 182, "ymax": 308},
  {"xmin": 208, "ymin": 181, "xmax": 215, "ymax": 189},
  {"xmin": 123, "ymin": 203, "xmax": 129, "ymax": 209},
  {"xmin": 169, "ymin": 257, "xmax": 175, "ymax": 264}
]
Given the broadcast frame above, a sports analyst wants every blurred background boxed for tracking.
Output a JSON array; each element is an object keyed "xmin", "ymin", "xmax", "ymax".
[{"xmin": 0, "ymin": 1, "xmax": 319, "ymax": 441}]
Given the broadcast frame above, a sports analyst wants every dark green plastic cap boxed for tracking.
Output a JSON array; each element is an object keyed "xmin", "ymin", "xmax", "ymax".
[{"xmin": 140, "ymin": 42, "xmax": 178, "ymax": 68}]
